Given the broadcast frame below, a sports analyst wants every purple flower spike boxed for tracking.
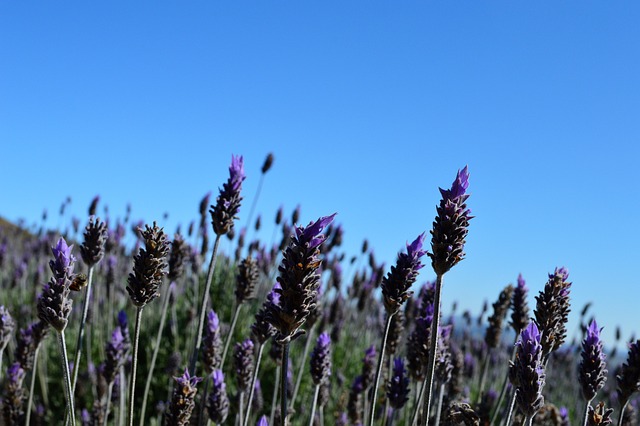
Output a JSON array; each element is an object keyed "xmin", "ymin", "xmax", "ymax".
[
  {"xmin": 429, "ymin": 167, "xmax": 472, "ymax": 275},
  {"xmin": 381, "ymin": 233, "xmax": 427, "ymax": 315},
  {"xmin": 1, "ymin": 306, "xmax": 15, "ymax": 352},
  {"xmin": 510, "ymin": 274, "xmax": 530, "ymax": 334},
  {"xmin": 208, "ymin": 369, "xmax": 230, "ymax": 424},
  {"xmin": 310, "ymin": 332, "xmax": 332, "ymax": 385},
  {"xmin": 361, "ymin": 345, "xmax": 377, "ymax": 389},
  {"xmin": 257, "ymin": 415, "xmax": 269, "ymax": 426},
  {"xmin": 510, "ymin": 322, "xmax": 545, "ymax": 420},
  {"xmin": 3, "ymin": 363, "xmax": 27, "ymax": 424},
  {"xmin": 534, "ymin": 267, "xmax": 572, "ymax": 359},
  {"xmin": 267, "ymin": 214, "xmax": 336, "ymax": 343},
  {"xmin": 234, "ymin": 339, "xmax": 255, "ymax": 393},
  {"xmin": 579, "ymin": 319, "xmax": 607, "ymax": 403},
  {"xmin": 50, "ymin": 237, "xmax": 76, "ymax": 279},
  {"xmin": 211, "ymin": 154, "xmax": 246, "ymax": 236},
  {"xmin": 164, "ymin": 369, "xmax": 202, "ymax": 425},
  {"xmin": 202, "ymin": 310, "xmax": 222, "ymax": 373},
  {"xmin": 103, "ymin": 327, "xmax": 126, "ymax": 384},
  {"xmin": 616, "ymin": 339, "xmax": 640, "ymax": 408},
  {"xmin": 387, "ymin": 358, "xmax": 410, "ymax": 409}
]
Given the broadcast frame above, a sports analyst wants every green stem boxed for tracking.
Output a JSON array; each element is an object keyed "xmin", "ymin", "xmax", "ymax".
[
  {"xmin": 24, "ymin": 346, "xmax": 41, "ymax": 426},
  {"xmin": 420, "ymin": 273, "xmax": 443, "ymax": 426},
  {"xmin": 582, "ymin": 399, "xmax": 591, "ymax": 426},
  {"xmin": 269, "ymin": 365, "xmax": 281, "ymax": 426},
  {"xmin": 189, "ymin": 235, "xmax": 222, "ymax": 375},
  {"xmin": 291, "ymin": 325, "xmax": 316, "ymax": 408},
  {"xmin": 103, "ymin": 381, "xmax": 115, "ymax": 426},
  {"xmin": 140, "ymin": 283, "xmax": 173, "ymax": 426},
  {"xmin": 118, "ymin": 367, "xmax": 126, "ymax": 426},
  {"xmin": 59, "ymin": 331, "xmax": 76, "ymax": 426},
  {"xmin": 434, "ymin": 383, "xmax": 445, "ymax": 426},
  {"xmin": 243, "ymin": 343, "xmax": 265, "ymax": 426},
  {"xmin": 505, "ymin": 388, "xmax": 518, "ymax": 426},
  {"xmin": 490, "ymin": 339, "xmax": 518, "ymax": 426},
  {"xmin": 477, "ymin": 351, "xmax": 490, "ymax": 403},
  {"xmin": 618, "ymin": 399, "xmax": 630, "ymax": 426},
  {"xmin": 368, "ymin": 312, "xmax": 394, "ymax": 426},
  {"xmin": 128, "ymin": 306, "xmax": 144, "ymax": 426},
  {"xmin": 308, "ymin": 385, "xmax": 320, "ymax": 426},
  {"xmin": 220, "ymin": 303, "xmax": 242, "ymax": 369},
  {"xmin": 281, "ymin": 341, "xmax": 290, "ymax": 426},
  {"xmin": 71, "ymin": 266, "xmax": 94, "ymax": 394}
]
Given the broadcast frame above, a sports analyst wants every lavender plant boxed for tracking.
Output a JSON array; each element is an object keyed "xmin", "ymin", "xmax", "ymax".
[{"xmin": 579, "ymin": 319, "xmax": 608, "ymax": 426}]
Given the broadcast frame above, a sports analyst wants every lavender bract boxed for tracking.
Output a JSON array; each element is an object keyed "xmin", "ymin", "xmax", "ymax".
[
  {"xmin": 579, "ymin": 319, "xmax": 607, "ymax": 403},
  {"xmin": 381, "ymin": 233, "xmax": 427, "ymax": 315}
]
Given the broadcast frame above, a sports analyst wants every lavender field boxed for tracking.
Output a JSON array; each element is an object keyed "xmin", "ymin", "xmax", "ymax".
[{"xmin": 0, "ymin": 155, "xmax": 638, "ymax": 426}]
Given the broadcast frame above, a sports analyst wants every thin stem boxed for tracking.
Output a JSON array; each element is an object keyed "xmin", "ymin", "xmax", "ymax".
[
  {"xmin": 24, "ymin": 346, "xmax": 41, "ymax": 426},
  {"xmin": 220, "ymin": 303, "xmax": 242, "ymax": 369},
  {"xmin": 119, "ymin": 367, "xmax": 126, "ymax": 426},
  {"xmin": 368, "ymin": 312, "xmax": 394, "ymax": 426},
  {"xmin": 582, "ymin": 399, "xmax": 591, "ymax": 426},
  {"xmin": 281, "ymin": 341, "xmax": 290, "ymax": 426},
  {"xmin": 128, "ymin": 306, "xmax": 144, "ymax": 426},
  {"xmin": 434, "ymin": 383, "xmax": 445, "ymax": 426},
  {"xmin": 618, "ymin": 399, "xmax": 630, "ymax": 426},
  {"xmin": 291, "ymin": 325, "xmax": 316, "ymax": 407},
  {"xmin": 385, "ymin": 407, "xmax": 395, "ymax": 426},
  {"xmin": 477, "ymin": 351, "xmax": 491, "ymax": 403},
  {"xmin": 505, "ymin": 389, "xmax": 518, "ymax": 426},
  {"xmin": 490, "ymin": 339, "xmax": 518, "ymax": 426},
  {"xmin": 383, "ymin": 356, "xmax": 392, "ymax": 424},
  {"xmin": 198, "ymin": 376, "xmax": 210, "ymax": 426},
  {"xmin": 522, "ymin": 415, "xmax": 532, "ymax": 426},
  {"xmin": 0, "ymin": 349, "xmax": 3, "ymax": 381},
  {"xmin": 411, "ymin": 379, "xmax": 426, "ymax": 426},
  {"xmin": 308, "ymin": 385, "xmax": 320, "ymax": 426},
  {"xmin": 140, "ymin": 283, "xmax": 173, "ymax": 426},
  {"xmin": 420, "ymin": 273, "xmax": 443, "ymax": 426},
  {"xmin": 269, "ymin": 365, "xmax": 281, "ymax": 426},
  {"xmin": 245, "ymin": 173, "xmax": 265, "ymax": 234},
  {"xmin": 71, "ymin": 266, "xmax": 94, "ymax": 394},
  {"xmin": 243, "ymin": 343, "xmax": 265, "ymax": 426},
  {"xmin": 103, "ymin": 381, "xmax": 115, "ymax": 426},
  {"xmin": 238, "ymin": 392, "xmax": 245, "ymax": 426},
  {"xmin": 59, "ymin": 331, "xmax": 76, "ymax": 426},
  {"xmin": 190, "ymin": 235, "xmax": 222, "ymax": 375}
]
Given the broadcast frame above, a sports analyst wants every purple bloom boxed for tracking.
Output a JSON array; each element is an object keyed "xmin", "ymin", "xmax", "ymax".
[
  {"xmin": 509, "ymin": 323, "xmax": 545, "ymax": 419},
  {"xmin": 3, "ymin": 363, "xmax": 27, "ymax": 424},
  {"xmin": 164, "ymin": 369, "xmax": 202, "ymax": 426},
  {"xmin": 38, "ymin": 240, "xmax": 76, "ymax": 332},
  {"xmin": 50, "ymin": 237, "xmax": 76, "ymax": 279},
  {"xmin": 207, "ymin": 369, "xmax": 230, "ymax": 424},
  {"xmin": 234, "ymin": 339, "xmax": 255, "ymax": 393},
  {"xmin": 381, "ymin": 233, "xmax": 427, "ymax": 315},
  {"xmin": 429, "ymin": 167, "xmax": 472, "ymax": 275},
  {"xmin": 310, "ymin": 332, "xmax": 332, "ymax": 386},
  {"xmin": 268, "ymin": 214, "xmax": 336, "ymax": 343},
  {"xmin": 210, "ymin": 154, "xmax": 246, "ymax": 236},
  {"xmin": 257, "ymin": 415, "xmax": 269, "ymax": 426},
  {"xmin": 202, "ymin": 310, "xmax": 222, "ymax": 373},
  {"xmin": 387, "ymin": 358, "xmax": 410, "ymax": 409},
  {"xmin": 361, "ymin": 345, "xmax": 377, "ymax": 389},
  {"xmin": 103, "ymin": 327, "xmax": 126, "ymax": 384},
  {"xmin": 0, "ymin": 306, "xmax": 15, "ymax": 352},
  {"xmin": 579, "ymin": 319, "xmax": 607, "ymax": 402}
]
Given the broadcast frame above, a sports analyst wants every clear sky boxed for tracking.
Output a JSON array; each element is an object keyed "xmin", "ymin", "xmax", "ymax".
[{"xmin": 1, "ymin": 2, "xmax": 639, "ymax": 349}]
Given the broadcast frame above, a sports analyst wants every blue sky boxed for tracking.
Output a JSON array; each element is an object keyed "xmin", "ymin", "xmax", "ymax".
[{"xmin": 1, "ymin": 2, "xmax": 639, "ymax": 348}]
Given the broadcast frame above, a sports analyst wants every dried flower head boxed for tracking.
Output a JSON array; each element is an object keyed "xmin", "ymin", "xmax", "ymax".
[
  {"xmin": 428, "ymin": 167, "xmax": 472, "ymax": 275},
  {"xmin": 617, "ymin": 339, "xmax": 640, "ymax": 406},
  {"xmin": 579, "ymin": 319, "xmax": 607, "ymax": 403},
  {"xmin": 235, "ymin": 256, "xmax": 259, "ymax": 305},
  {"xmin": 211, "ymin": 154, "xmax": 245, "ymax": 236},
  {"xmin": 534, "ymin": 267, "xmax": 572, "ymax": 360},
  {"xmin": 261, "ymin": 153, "xmax": 274, "ymax": 174},
  {"xmin": 510, "ymin": 274, "xmax": 530, "ymax": 335},
  {"xmin": 587, "ymin": 402, "xmax": 614, "ymax": 426},
  {"xmin": 267, "ymin": 214, "xmax": 336, "ymax": 343},
  {"xmin": 168, "ymin": 233, "xmax": 189, "ymax": 282},
  {"xmin": 485, "ymin": 284, "xmax": 514, "ymax": 349},
  {"xmin": 381, "ymin": 233, "xmax": 427, "ymax": 315},
  {"xmin": 164, "ymin": 369, "xmax": 202, "ymax": 426},
  {"xmin": 126, "ymin": 223, "xmax": 170, "ymax": 308},
  {"xmin": 80, "ymin": 216, "xmax": 108, "ymax": 267}
]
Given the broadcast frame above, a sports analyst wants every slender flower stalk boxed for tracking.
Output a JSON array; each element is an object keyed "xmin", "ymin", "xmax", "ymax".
[
  {"xmin": 190, "ymin": 155, "xmax": 245, "ymax": 375},
  {"xmin": 422, "ymin": 166, "xmax": 471, "ymax": 426},
  {"xmin": 125, "ymin": 223, "xmax": 170, "ymax": 426},
  {"xmin": 37, "ymin": 237, "xmax": 77, "ymax": 425},
  {"xmin": 579, "ymin": 319, "xmax": 607, "ymax": 426},
  {"xmin": 245, "ymin": 152, "xmax": 274, "ymax": 232},
  {"xmin": 369, "ymin": 233, "xmax": 425, "ymax": 426},
  {"xmin": 244, "ymin": 343, "xmax": 266, "ymax": 426},
  {"xmin": 266, "ymin": 214, "xmax": 335, "ymax": 426}
]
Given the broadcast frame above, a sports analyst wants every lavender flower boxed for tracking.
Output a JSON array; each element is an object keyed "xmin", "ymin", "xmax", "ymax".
[
  {"xmin": 407, "ymin": 303, "xmax": 434, "ymax": 381},
  {"xmin": 14, "ymin": 321, "xmax": 49, "ymax": 371},
  {"xmin": 210, "ymin": 154, "xmax": 245, "ymax": 236},
  {"xmin": 381, "ymin": 233, "xmax": 427, "ymax": 315},
  {"xmin": 485, "ymin": 284, "xmax": 514, "ymax": 349},
  {"xmin": 0, "ymin": 306, "xmax": 15, "ymax": 353},
  {"xmin": 617, "ymin": 339, "xmax": 640, "ymax": 409},
  {"xmin": 534, "ymin": 267, "xmax": 572, "ymax": 360},
  {"xmin": 80, "ymin": 216, "xmax": 108, "ymax": 267},
  {"xmin": 164, "ymin": 369, "xmax": 202, "ymax": 426},
  {"xmin": 117, "ymin": 309, "xmax": 131, "ymax": 354},
  {"xmin": 267, "ymin": 214, "xmax": 336, "ymax": 343},
  {"xmin": 103, "ymin": 327, "xmax": 126, "ymax": 385},
  {"xmin": 428, "ymin": 166, "xmax": 472, "ymax": 275},
  {"xmin": 509, "ymin": 322, "xmax": 546, "ymax": 420},
  {"xmin": 234, "ymin": 339, "xmax": 255, "ymax": 393},
  {"xmin": 361, "ymin": 345, "xmax": 377, "ymax": 389},
  {"xmin": 125, "ymin": 223, "xmax": 170, "ymax": 307},
  {"xmin": 207, "ymin": 369, "xmax": 230, "ymax": 424},
  {"xmin": 38, "ymin": 238, "xmax": 75, "ymax": 332},
  {"xmin": 167, "ymin": 233, "xmax": 189, "ymax": 282},
  {"xmin": 2, "ymin": 363, "xmax": 27, "ymax": 425},
  {"xmin": 387, "ymin": 358, "xmax": 410, "ymax": 409},
  {"xmin": 235, "ymin": 256, "xmax": 259, "ymax": 305},
  {"xmin": 251, "ymin": 285, "xmax": 280, "ymax": 345},
  {"xmin": 310, "ymin": 333, "xmax": 332, "ymax": 386},
  {"xmin": 579, "ymin": 319, "xmax": 607, "ymax": 403},
  {"xmin": 201, "ymin": 310, "xmax": 222, "ymax": 374},
  {"xmin": 510, "ymin": 274, "xmax": 530, "ymax": 335},
  {"xmin": 257, "ymin": 415, "xmax": 269, "ymax": 426}
]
